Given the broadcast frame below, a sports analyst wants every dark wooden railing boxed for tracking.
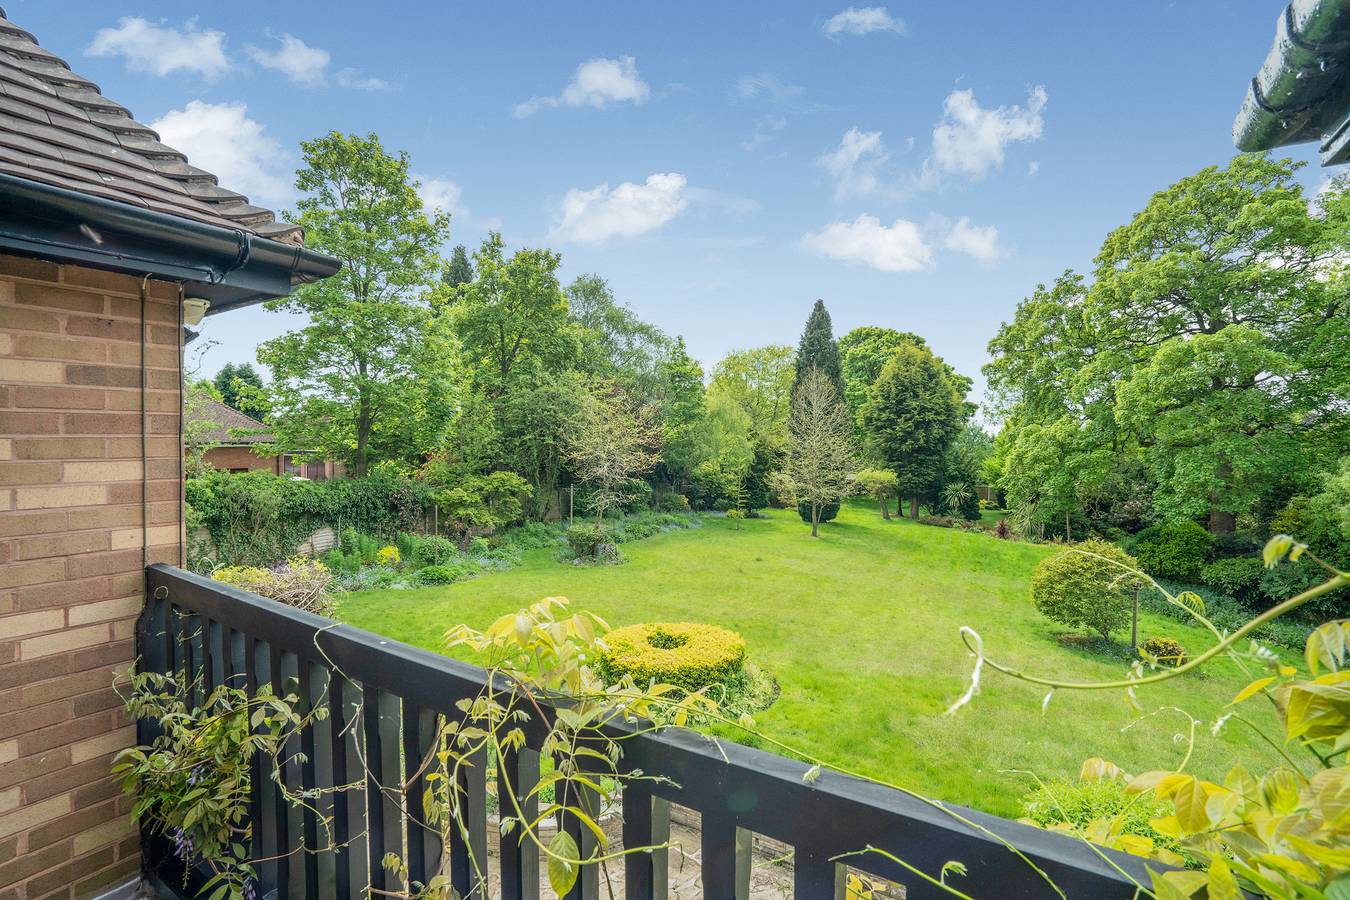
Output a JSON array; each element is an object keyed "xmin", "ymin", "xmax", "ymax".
[{"xmin": 138, "ymin": 564, "xmax": 1154, "ymax": 898}]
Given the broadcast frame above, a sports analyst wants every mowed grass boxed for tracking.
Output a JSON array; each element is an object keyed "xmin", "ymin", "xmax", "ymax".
[{"xmin": 339, "ymin": 500, "xmax": 1281, "ymax": 818}]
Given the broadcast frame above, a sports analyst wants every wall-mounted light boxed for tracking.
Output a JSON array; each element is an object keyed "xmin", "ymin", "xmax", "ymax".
[{"xmin": 182, "ymin": 297, "xmax": 210, "ymax": 326}]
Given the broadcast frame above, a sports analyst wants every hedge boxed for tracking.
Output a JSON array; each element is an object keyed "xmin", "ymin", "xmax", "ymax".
[
  {"xmin": 187, "ymin": 469, "xmax": 433, "ymax": 567},
  {"xmin": 595, "ymin": 622, "xmax": 746, "ymax": 693}
]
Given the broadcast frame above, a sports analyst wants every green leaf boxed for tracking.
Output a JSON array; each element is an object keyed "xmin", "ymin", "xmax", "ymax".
[
  {"xmin": 1231, "ymin": 676, "xmax": 1276, "ymax": 705},
  {"xmin": 547, "ymin": 830, "xmax": 580, "ymax": 896},
  {"xmin": 1206, "ymin": 857, "xmax": 1240, "ymax": 900}
]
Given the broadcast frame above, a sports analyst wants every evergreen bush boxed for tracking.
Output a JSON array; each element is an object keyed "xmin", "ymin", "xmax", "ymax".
[
  {"xmin": 1031, "ymin": 539, "xmax": 1145, "ymax": 640},
  {"xmin": 595, "ymin": 623, "xmax": 746, "ymax": 693},
  {"xmin": 1132, "ymin": 521, "xmax": 1213, "ymax": 581}
]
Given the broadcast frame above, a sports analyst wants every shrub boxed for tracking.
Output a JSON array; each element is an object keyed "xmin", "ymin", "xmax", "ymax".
[
  {"xmin": 994, "ymin": 518, "xmax": 1012, "ymax": 539},
  {"xmin": 1199, "ymin": 556, "xmax": 1264, "ymax": 603},
  {"xmin": 725, "ymin": 508, "xmax": 746, "ymax": 520},
  {"xmin": 1139, "ymin": 636, "xmax": 1187, "ymax": 668},
  {"xmin": 1133, "ymin": 521, "xmax": 1213, "ymax": 581},
  {"xmin": 375, "ymin": 545, "xmax": 401, "ymax": 567},
  {"xmin": 503, "ymin": 522, "xmax": 563, "ymax": 551},
  {"xmin": 918, "ymin": 514, "xmax": 956, "ymax": 528},
  {"xmin": 417, "ymin": 564, "xmax": 471, "ymax": 585},
  {"xmin": 1138, "ymin": 577, "xmax": 1311, "ymax": 650},
  {"xmin": 659, "ymin": 492, "xmax": 691, "ymax": 512},
  {"xmin": 320, "ymin": 548, "xmax": 361, "ymax": 575},
  {"xmin": 412, "ymin": 535, "xmax": 456, "ymax": 567},
  {"xmin": 341, "ymin": 528, "xmax": 382, "ymax": 565},
  {"xmin": 212, "ymin": 557, "xmax": 335, "ymax": 617},
  {"xmin": 1021, "ymin": 774, "xmax": 1180, "ymax": 856},
  {"xmin": 797, "ymin": 499, "xmax": 839, "ymax": 524},
  {"xmin": 1031, "ymin": 539, "xmax": 1145, "ymax": 640},
  {"xmin": 595, "ymin": 623, "xmax": 746, "ymax": 693},
  {"xmin": 566, "ymin": 524, "xmax": 612, "ymax": 560}
]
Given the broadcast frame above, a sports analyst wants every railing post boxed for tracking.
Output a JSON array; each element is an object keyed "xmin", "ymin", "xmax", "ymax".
[
  {"xmin": 449, "ymin": 745, "xmax": 489, "ymax": 899},
  {"xmin": 402, "ymin": 704, "xmax": 444, "ymax": 890},
  {"xmin": 499, "ymin": 745, "xmax": 540, "ymax": 900}
]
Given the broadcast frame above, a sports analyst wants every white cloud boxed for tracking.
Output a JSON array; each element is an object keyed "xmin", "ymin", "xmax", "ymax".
[
  {"xmin": 742, "ymin": 115, "xmax": 786, "ymax": 151},
  {"xmin": 733, "ymin": 73, "xmax": 805, "ymax": 105},
  {"xmin": 335, "ymin": 68, "xmax": 394, "ymax": 91},
  {"xmin": 550, "ymin": 173, "xmax": 688, "ymax": 244},
  {"xmin": 417, "ymin": 177, "xmax": 467, "ymax": 219},
  {"xmin": 943, "ymin": 217, "xmax": 1001, "ymax": 264},
  {"xmin": 823, "ymin": 6, "xmax": 906, "ymax": 37},
  {"xmin": 151, "ymin": 101, "xmax": 290, "ymax": 207},
  {"xmin": 800, "ymin": 214, "xmax": 934, "ymax": 272},
  {"xmin": 87, "ymin": 17, "xmax": 229, "ymax": 79},
  {"xmin": 515, "ymin": 56, "xmax": 649, "ymax": 117},
  {"xmin": 246, "ymin": 33, "xmax": 329, "ymax": 86},
  {"xmin": 817, "ymin": 127, "xmax": 891, "ymax": 200},
  {"xmin": 922, "ymin": 85, "xmax": 1047, "ymax": 185},
  {"xmin": 1027, "ymin": 160, "xmax": 1040, "ymax": 176}
]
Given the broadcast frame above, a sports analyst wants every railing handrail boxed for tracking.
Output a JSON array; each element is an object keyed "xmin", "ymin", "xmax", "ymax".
[{"xmin": 141, "ymin": 563, "xmax": 1158, "ymax": 898}]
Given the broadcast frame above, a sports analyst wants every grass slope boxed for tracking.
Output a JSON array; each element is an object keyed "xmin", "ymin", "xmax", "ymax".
[{"xmin": 339, "ymin": 501, "xmax": 1281, "ymax": 818}]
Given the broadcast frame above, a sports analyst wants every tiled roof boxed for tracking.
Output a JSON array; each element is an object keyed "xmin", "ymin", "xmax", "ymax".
[
  {"xmin": 189, "ymin": 397, "xmax": 275, "ymax": 445},
  {"xmin": 0, "ymin": 8, "xmax": 304, "ymax": 243}
]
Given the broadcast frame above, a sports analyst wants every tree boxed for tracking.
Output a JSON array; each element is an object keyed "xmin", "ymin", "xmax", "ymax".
[
  {"xmin": 567, "ymin": 274, "xmax": 671, "ymax": 403},
  {"xmin": 839, "ymin": 327, "xmax": 926, "ymax": 427},
  {"xmin": 1031, "ymin": 540, "xmax": 1145, "ymax": 641},
  {"xmin": 259, "ymin": 132, "xmax": 455, "ymax": 476},
  {"xmin": 434, "ymin": 471, "xmax": 533, "ymax": 544},
  {"xmin": 452, "ymin": 232, "xmax": 579, "ymax": 394},
  {"xmin": 658, "ymin": 337, "xmax": 706, "ymax": 488},
  {"xmin": 213, "ymin": 362, "xmax": 268, "ymax": 420},
  {"xmin": 861, "ymin": 344, "xmax": 966, "ymax": 518},
  {"xmin": 566, "ymin": 381, "xmax": 662, "ymax": 525},
  {"xmin": 988, "ymin": 156, "xmax": 1349, "ymax": 534},
  {"xmin": 855, "ymin": 468, "xmax": 899, "ymax": 519},
  {"xmin": 1000, "ymin": 416, "xmax": 1113, "ymax": 539},
  {"xmin": 708, "ymin": 345, "xmax": 796, "ymax": 446},
  {"xmin": 498, "ymin": 371, "xmax": 588, "ymax": 520},
  {"xmin": 443, "ymin": 244, "xmax": 474, "ymax": 290},
  {"xmin": 785, "ymin": 367, "xmax": 855, "ymax": 537},
  {"xmin": 793, "ymin": 300, "xmax": 844, "ymax": 398}
]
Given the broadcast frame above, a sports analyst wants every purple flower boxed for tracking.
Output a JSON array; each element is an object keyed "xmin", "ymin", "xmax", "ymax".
[
  {"xmin": 242, "ymin": 878, "xmax": 258, "ymax": 900},
  {"xmin": 170, "ymin": 827, "xmax": 194, "ymax": 861}
]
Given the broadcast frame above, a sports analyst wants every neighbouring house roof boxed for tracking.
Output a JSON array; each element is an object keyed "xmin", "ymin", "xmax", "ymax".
[
  {"xmin": 1234, "ymin": 0, "xmax": 1350, "ymax": 165},
  {"xmin": 0, "ymin": 7, "xmax": 339, "ymax": 310},
  {"xmin": 190, "ymin": 397, "xmax": 276, "ymax": 446}
]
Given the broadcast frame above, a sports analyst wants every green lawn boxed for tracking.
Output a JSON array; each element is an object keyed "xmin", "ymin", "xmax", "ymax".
[{"xmin": 339, "ymin": 501, "xmax": 1281, "ymax": 818}]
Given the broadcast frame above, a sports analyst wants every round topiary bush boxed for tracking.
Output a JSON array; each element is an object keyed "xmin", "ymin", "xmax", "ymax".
[
  {"xmin": 1133, "ymin": 521, "xmax": 1213, "ymax": 581},
  {"xmin": 595, "ymin": 623, "xmax": 746, "ymax": 693},
  {"xmin": 797, "ymin": 499, "xmax": 840, "ymax": 524},
  {"xmin": 1139, "ymin": 635, "xmax": 1187, "ymax": 667},
  {"xmin": 1031, "ymin": 539, "xmax": 1145, "ymax": 640}
]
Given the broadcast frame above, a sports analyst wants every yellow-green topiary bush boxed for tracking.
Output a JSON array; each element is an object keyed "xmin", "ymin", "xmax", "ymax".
[{"xmin": 595, "ymin": 622, "xmax": 746, "ymax": 693}]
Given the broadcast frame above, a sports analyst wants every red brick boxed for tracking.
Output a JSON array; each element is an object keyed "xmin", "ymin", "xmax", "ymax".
[
  {"xmin": 62, "ymin": 316, "xmax": 138, "ymax": 343},
  {"xmin": 0, "ymin": 463, "xmax": 62, "ymax": 486},
  {"xmin": 11, "ymin": 439, "xmax": 105, "ymax": 461},
  {"xmin": 65, "ymin": 550, "xmax": 140, "ymax": 580},
  {"xmin": 0, "ymin": 510, "xmax": 65, "ymax": 539},
  {"xmin": 0, "ymin": 255, "xmax": 59, "ymax": 281},
  {"xmin": 0, "ymin": 412, "xmax": 60, "ymax": 436},
  {"xmin": 60, "ymin": 414, "xmax": 140, "ymax": 436},
  {"xmin": 63, "ymin": 366, "xmax": 139, "ymax": 389},
  {"xmin": 14, "ymin": 386, "xmax": 109, "ymax": 410},
  {"xmin": 14, "ymin": 284, "xmax": 105, "ymax": 316},
  {"xmin": 1, "ymin": 306, "xmax": 61, "ymax": 334}
]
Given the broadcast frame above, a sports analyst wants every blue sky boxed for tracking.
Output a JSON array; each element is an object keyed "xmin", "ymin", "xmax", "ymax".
[{"xmin": 11, "ymin": 1, "xmax": 1326, "ymax": 408}]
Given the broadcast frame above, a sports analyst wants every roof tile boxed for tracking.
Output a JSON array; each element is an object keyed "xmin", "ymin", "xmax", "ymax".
[{"xmin": 0, "ymin": 9, "xmax": 305, "ymax": 244}]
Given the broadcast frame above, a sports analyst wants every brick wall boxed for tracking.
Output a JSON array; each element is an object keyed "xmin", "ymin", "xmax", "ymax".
[
  {"xmin": 0, "ymin": 254, "xmax": 183, "ymax": 898},
  {"xmin": 202, "ymin": 445, "xmax": 280, "ymax": 474}
]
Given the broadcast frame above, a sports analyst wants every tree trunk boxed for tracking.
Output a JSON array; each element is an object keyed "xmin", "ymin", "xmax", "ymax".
[
  {"xmin": 811, "ymin": 502, "xmax": 820, "ymax": 537},
  {"xmin": 1131, "ymin": 585, "xmax": 1140, "ymax": 650},
  {"xmin": 1064, "ymin": 509, "xmax": 1071, "ymax": 542},
  {"xmin": 879, "ymin": 495, "xmax": 890, "ymax": 520},
  {"xmin": 909, "ymin": 495, "xmax": 919, "ymax": 519},
  {"xmin": 354, "ymin": 391, "xmax": 371, "ymax": 477}
]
